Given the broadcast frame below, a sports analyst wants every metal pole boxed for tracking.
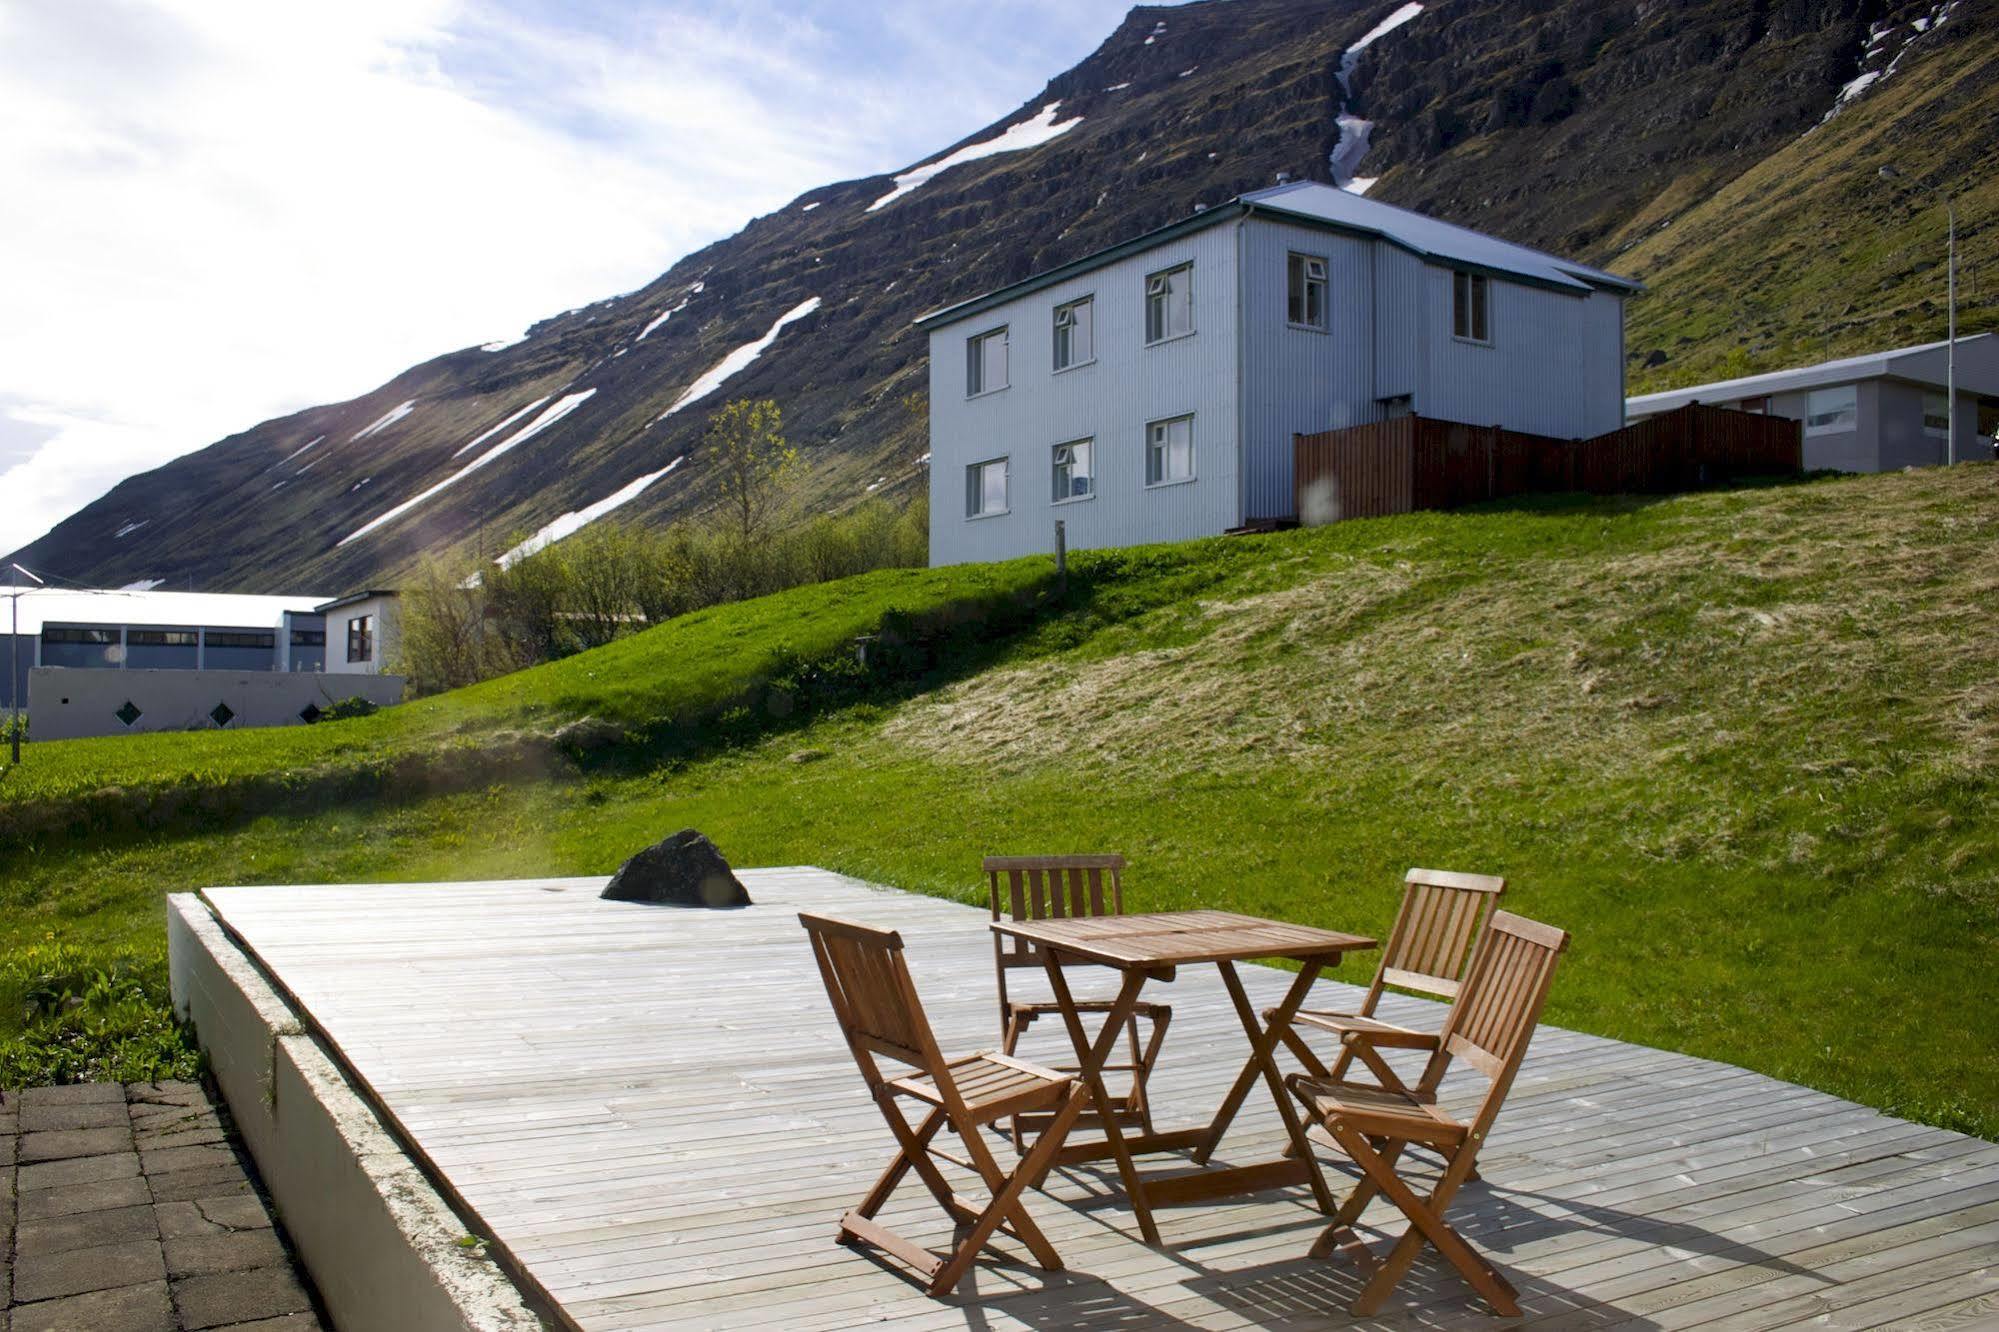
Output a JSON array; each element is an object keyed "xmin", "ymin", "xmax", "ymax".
[
  {"xmin": 1947, "ymin": 198, "xmax": 1957, "ymax": 465},
  {"xmin": 7, "ymin": 563, "xmax": 43, "ymax": 764}
]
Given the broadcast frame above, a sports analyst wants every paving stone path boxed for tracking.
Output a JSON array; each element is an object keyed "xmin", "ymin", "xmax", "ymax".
[{"xmin": 1, "ymin": 1081, "xmax": 324, "ymax": 1332}]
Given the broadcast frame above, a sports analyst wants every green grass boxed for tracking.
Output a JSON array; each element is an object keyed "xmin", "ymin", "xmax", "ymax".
[{"xmin": 3, "ymin": 468, "xmax": 1994, "ymax": 1138}]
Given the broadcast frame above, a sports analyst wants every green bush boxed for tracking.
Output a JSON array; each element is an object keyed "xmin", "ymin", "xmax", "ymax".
[{"xmin": 0, "ymin": 943, "xmax": 202, "ymax": 1086}]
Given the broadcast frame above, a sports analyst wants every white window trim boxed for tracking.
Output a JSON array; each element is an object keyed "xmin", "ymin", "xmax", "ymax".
[
  {"xmin": 1287, "ymin": 252, "xmax": 1330, "ymax": 332},
  {"xmin": 965, "ymin": 455, "xmax": 1010, "ymax": 519},
  {"xmin": 1144, "ymin": 415, "xmax": 1196, "ymax": 488},
  {"xmin": 1144, "ymin": 262, "xmax": 1195, "ymax": 347},
  {"xmin": 1051, "ymin": 436, "xmax": 1096, "ymax": 505},
  {"xmin": 1052, "ymin": 296, "xmax": 1096, "ymax": 374},
  {"xmin": 1451, "ymin": 270, "xmax": 1494, "ymax": 347},
  {"xmin": 966, "ymin": 326, "xmax": 1010, "ymax": 399}
]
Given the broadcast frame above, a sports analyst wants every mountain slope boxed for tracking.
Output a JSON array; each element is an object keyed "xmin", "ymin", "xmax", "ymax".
[{"xmin": 13, "ymin": 0, "xmax": 1996, "ymax": 591}]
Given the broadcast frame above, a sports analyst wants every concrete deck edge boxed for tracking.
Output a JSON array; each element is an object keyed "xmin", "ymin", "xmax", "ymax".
[{"xmin": 167, "ymin": 892, "xmax": 544, "ymax": 1332}]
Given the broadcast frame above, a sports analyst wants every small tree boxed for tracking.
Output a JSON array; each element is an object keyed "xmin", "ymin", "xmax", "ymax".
[{"xmin": 707, "ymin": 398, "xmax": 797, "ymax": 549}]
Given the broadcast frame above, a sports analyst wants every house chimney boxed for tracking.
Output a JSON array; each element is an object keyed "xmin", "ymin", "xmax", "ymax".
[{"xmin": 1275, "ymin": 171, "xmax": 1292, "ymax": 185}]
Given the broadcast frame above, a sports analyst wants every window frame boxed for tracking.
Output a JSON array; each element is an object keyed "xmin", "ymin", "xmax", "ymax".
[
  {"xmin": 346, "ymin": 614, "xmax": 374, "ymax": 664},
  {"xmin": 1922, "ymin": 391, "xmax": 1950, "ymax": 437},
  {"xmin": 965, "ymin": 456, "xmax": 1010, "ymax": 519},
  {"xmin": 965, "ymin": 325, "xmax": 1010, "ymax": 398},
  {"xmin": 1052, "ymin": 296, "xmax": 1096, "ymax": 373},
  {"xmin": 1287, "ymin": 252, "xmax": 1329, "ymax": 331},
  {"xmin": 1144, "ymin": 262, "xmax": 1195, "ymax": 346},
  {"xmin": 1144, "ymin": 414, "xmax": 1196, "ymax": 488},
  {"xmin": 1804, "ymin": 385, "xmax": 1858, "ymax": 436},
  {"xmin": 1452, "ymin": 270, "xmax": 1492, "ymax": 345},
  {"xmin": 1051, "ymin": 437, "xmax": 1096, "ymax": 504}
]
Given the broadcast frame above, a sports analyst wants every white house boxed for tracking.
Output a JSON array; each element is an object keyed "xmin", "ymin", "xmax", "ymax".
[
  {"xmin": 317, "ymin": 590, "xmax": 401, "ymax": 676},
  {"xmin": 1627, "ymin": 335, "xmax": 1999, "ymax": 473},
  {"xmin": 917, "ymin": 180, "xmax": 1640, "ymax": 566}
]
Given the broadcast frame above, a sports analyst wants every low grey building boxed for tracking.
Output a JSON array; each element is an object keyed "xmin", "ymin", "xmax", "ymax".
[
  {"xmin": 1626, "ymin": 335, "xmax": 1999, "ymax": 473},
  {"xmin": 917, "ymin": 179, "xmax": 1640, "ymax": 567}
]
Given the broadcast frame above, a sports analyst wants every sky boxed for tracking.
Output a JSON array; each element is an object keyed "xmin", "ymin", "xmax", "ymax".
[{"xmin": 0, "ymin": 0, "xmax": 1171, "ymax": 556}]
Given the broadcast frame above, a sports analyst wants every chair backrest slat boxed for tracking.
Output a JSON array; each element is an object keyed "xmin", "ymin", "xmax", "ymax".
[
  {"xmin": 1374, "ymin": 868, "xmax": 1505, "ymax": 1003},
  {"xmin": 986, "ymin": 854, "xmax": 1128, "ymax": 972},
  {"xmin": 1439, "ymin": 910, "xmax": 1568, "ymax": 1089},
  {"xmin": 801, "ymin": 913, "xmax": 938, "ymax": 1073}
]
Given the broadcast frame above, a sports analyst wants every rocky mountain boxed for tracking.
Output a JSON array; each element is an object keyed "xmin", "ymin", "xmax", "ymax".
[{"xmin": 13, "ymin": 0, "xmax": 1995, "ymax": 592}]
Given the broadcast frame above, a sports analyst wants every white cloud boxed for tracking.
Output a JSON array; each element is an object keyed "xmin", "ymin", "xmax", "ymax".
[{"xmin": 0, "ymin": 0, "xmax": 1167, "ymax": 559}]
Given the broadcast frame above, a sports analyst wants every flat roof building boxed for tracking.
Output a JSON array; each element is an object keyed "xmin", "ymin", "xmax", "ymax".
[{"xmin": 1627, "ymin": 335, "xmax": 1999, "ymax": 472}]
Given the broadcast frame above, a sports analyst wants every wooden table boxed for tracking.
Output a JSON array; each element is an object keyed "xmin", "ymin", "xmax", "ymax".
[{"xmin": 989, "ymin": 909, "xmax": 1375, "ymax": 1245}]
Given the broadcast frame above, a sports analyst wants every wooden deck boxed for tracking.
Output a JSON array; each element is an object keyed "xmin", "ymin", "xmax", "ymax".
[{"xmin": 199, "ymin": 869, "xmax": 1999, "ymax": 1331}]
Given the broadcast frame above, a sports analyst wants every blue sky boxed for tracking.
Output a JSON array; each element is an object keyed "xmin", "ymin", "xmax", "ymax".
[{"xmin": 0, "ymin": 0, "xmax": 1174, "ymax": 558}]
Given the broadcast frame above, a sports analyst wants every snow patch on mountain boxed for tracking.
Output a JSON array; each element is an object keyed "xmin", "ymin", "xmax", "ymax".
[
  {"xmin": 659, "ymin": 297, "xmax": 821, "ymax": 418},
  {"xmin": 867, "ymin": 104, "xmax": 1082, "ymax": 212},
  {"xmin": 494, "ymin": 458, "xmax": 686, "ymax": 570},
  {"xmin": 339, "ymin": 390, "xmax": 597, "ymax": 546},
  {"xmin": 452, "ymin": 397, "xmax": 552, "ymax": 459},
  {"xmin": 480, "ymin": 330, "xmax": 531, "ymax": 352},
  {"xmin": 276, "ymin": 436, "xmax": 324, "ymax": 468},
  {"xmin": 119, "ymin": 578, "xmax": 164, "ymax": 591},
  {"xmin": 114, "ymin": 519, "xmax": 150, "ymax": 539},
  {"xmin": 1330, "ymin": 3, "xmax": 1425, "ymax": 189},
  {"xmin": 350, "ymin": 399, "xmax": 416, "ymax": 442},
  {"xmin": 637, "ymin": 296, "xmax": 691, "ymax": 342},
  {"xmin": 1819, "ymin": 0, "xmax": 1958, "ymax": 126}
]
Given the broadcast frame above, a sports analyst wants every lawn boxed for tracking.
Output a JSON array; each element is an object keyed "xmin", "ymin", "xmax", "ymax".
[{"xmin": 3, "ymin": 467, "xmax": 1994, "ymax": 1138}]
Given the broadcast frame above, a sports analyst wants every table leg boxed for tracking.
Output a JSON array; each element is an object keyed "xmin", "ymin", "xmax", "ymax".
[
  {"xmin": 1198, "ymin": 960, "xmax": 1337, "ymax": 1215},
  {"xmin": 1043, "ymin": 956, "xmax": 1163, "ymax": 1246}
]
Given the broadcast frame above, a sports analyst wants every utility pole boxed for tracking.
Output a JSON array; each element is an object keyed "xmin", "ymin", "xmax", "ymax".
[
  {"xmin": 1879, "ymin": 165, "xmax": 1958, "ymax": 464},
  {"xmin": 7, "ymin": 562, "xmax": 44, "ymax": 765}
]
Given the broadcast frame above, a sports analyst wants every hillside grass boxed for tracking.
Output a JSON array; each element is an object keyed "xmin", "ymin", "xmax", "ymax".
[{"xmin": 3, "ymin": 468, "xmax": 1994, "ymax": 1138}]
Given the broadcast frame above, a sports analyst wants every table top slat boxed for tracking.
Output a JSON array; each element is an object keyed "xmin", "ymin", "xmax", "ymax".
[{"xmin": 991, "ymin": 910, "xmax": 1375, "ymax": 966}]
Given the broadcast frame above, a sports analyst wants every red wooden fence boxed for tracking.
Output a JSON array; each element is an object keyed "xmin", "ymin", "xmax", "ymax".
[{"xmin": 1291, "ymin": 404, "xmax": 1801, "ymax": 524}]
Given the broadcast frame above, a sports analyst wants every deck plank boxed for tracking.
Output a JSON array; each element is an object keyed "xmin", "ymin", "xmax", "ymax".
[{"xmin": 201, "ymin": 870, "xmax": 1999, "ymax": 1331}]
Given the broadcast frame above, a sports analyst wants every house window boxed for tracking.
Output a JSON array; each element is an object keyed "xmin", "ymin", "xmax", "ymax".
[
  {"xmin": 966, "ymin": 457, "xmax": 1008, "ymax": 517},
  {"xmin": 1923, "ymin": 391, "xmax": 1950, "ymax": 436},
  {"xmin": 1805, "ymin": 385, "xmax": 1858, "ymax": 435},
  {"xmin": 1739, "ymin": 396, "xmax": 1770, "ymax": 414},
  {"xmin": 966, "ymin": 327, "xmax": 1009, "ymax": 396},
  {"xmin": 127, "ymin": 630, "xmax": 197, "ymax": 647},
  {"xmin": 1452, "ymin": 271, "xmax": 1490, "ymax": 343},
  {"xmin": 1145, "ymin": 263, "xmax": 1193, "ymax": 344},
  {"xmin": 205, "ymin": 631, "xmax": 275, "ymax": 650},
  {"xmin": 290, "ymin": 629, "xmax": 326, "ymax": 647},
  {"xmin": 1053, "ymin": 297, "xmax": 1094, "ymax": 371},
  {"xmin": 347, "ymin": 614, "xmax": 374, "ymax": 663},
  {"xmin": 1052, "ymin": 438, "xmax": 1095, "ymax": 501},
  {"xmin": 1288, "ymin": 253, "xmax": 1328, "ymax": 329},
  {"xmin": 1145, "ymin": 416, "xmax": 1194, "ymax": 486}
]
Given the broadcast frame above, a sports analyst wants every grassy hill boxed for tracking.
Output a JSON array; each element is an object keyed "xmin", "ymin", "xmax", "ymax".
[{"xmin": 4, "ymin": 466, "xmax": 1994, "ymax": 1138}]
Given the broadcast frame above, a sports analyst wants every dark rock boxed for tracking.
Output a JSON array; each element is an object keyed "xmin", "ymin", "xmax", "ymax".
[{"xmin": 600, "ymin": 830, "xmax": 752, "ymax": 908}]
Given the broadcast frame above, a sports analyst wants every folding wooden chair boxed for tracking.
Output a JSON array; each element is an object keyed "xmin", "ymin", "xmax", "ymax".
[
  {"xmin": 1287, "ymin": 910, "xmax": 1569, "ymax": 1316},
  {"xmin": 1269, "ymin": 868, "xmax": 1504, "ymax": 1083},
  {"xmin": 986, "ymin": 854, "xmax": 1172, "ymax": 1149},
  {"xmin": 800, "ymin": 912, "xmax": 1089, "ymax": 1297}
]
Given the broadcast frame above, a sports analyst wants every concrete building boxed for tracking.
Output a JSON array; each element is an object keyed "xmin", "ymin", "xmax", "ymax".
[
  {"xmin": 918, "ymin": 179, "xmax": 1640, "ymax": 566},
  {"xmin": 2, "ymin": 586, "xmax": 407, "ymax": 740},
  {"xmin": 1626, "ymin": 335, "xmax": 1999, "ymax": 473},
  {"xmin": 317, "ymin": 590, "xmax": 401, "ymax": 676}
]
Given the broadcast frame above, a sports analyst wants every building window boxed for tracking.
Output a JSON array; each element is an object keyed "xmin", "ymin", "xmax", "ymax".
[
  {"xmin": 1805, "ymin": 385, "xmax": 1858, "ymax": 435},
  {"xmin": 128, "ymin": 629, "xmax": 198, "ymax": 647},
  {"xmin": 1739, "ymin": 396, "xmax": 1770, "ymax": 414},
  {"xmin": 1452, "ymin": 271, "xmax": 1490, "ymax": 343},
  {"xmin": 41, "ymin": 627, "xmax": 118, "ymax": 645},
  {"xmin": 1923, "ymin": 391, "xmax": 1950, "ymax": 437},
  {"xmin": 347, "ymin": 615, "xmax": 374, "ymax": 663},
  {"xmin": 1052, "ymin": 438, "xmax": 1094, "ymax": 501},
  {"xmin": 966, "ymin": 457, "xmax": 1008, "ymax": 517},
  {"xmin": 290, "ymin": 629, "xmax": 326, "ymax": 647},
  {"xmin": 1145, "ymin": 263, "xmax": 1193, "ymax": 344},
  {"xmin": 966, "ymin": 327, "xmax": 1008, "ymax": 396},
  {"xmin": 205, "ymin": 631, "xmax": 275, "ymax": 649},
  {"xmin": 1053, "ymin": 297, "xmax": 1094, "ymax": 371},
  {"xmin": 1288, "ymin": 253, "xmax": 1328, "ymax": 329},
  {"xmin": 1145, "ymin": 416, "xmax": 1194, "ymax": 486}
]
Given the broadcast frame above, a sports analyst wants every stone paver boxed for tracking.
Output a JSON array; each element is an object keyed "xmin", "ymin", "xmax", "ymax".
[
  {"xmin": 17, "ymin": 1127, "xmax": 131, "ymax": 1164},
  {"xmin": 0, "ymin": 1082, "xmax": 322, "ymax": 1332},
  {"xmin": 16, "ymin": 1151, "xmax": 137, "ymax": 1191},
  {"xmin": 6, "ymin": 1280, "xmax": 176, "ymax": 1332},
  {"xmin": 13, "ymin": 1237, "xmax": 166, "ymax": 1302},
  {"xmin": 173, "ymin": 1267, "xmax": 313, "ymax": 1331}
]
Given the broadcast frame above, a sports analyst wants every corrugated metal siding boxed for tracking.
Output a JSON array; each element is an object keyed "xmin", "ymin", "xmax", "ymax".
[
  {"xmin": 927, "ymin": 224, "xmax": 1241, "ymax": 567},
  {"xmin": 1421, "ymin": 265, "xmax": 1625, "ymax": 440},
  {"xmin": 1238, "ymin": 219, "xmax": 1379, "ymax": 522},
  {"xmin": 1373, "ymin": 247, "xmax": 1424, "ymax": 402}
]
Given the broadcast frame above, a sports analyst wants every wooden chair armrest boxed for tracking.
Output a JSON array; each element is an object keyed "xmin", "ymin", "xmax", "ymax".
[{"xmin": 1338, "ymin": 1026, "xmax": 1441, "ymax": 1052}]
